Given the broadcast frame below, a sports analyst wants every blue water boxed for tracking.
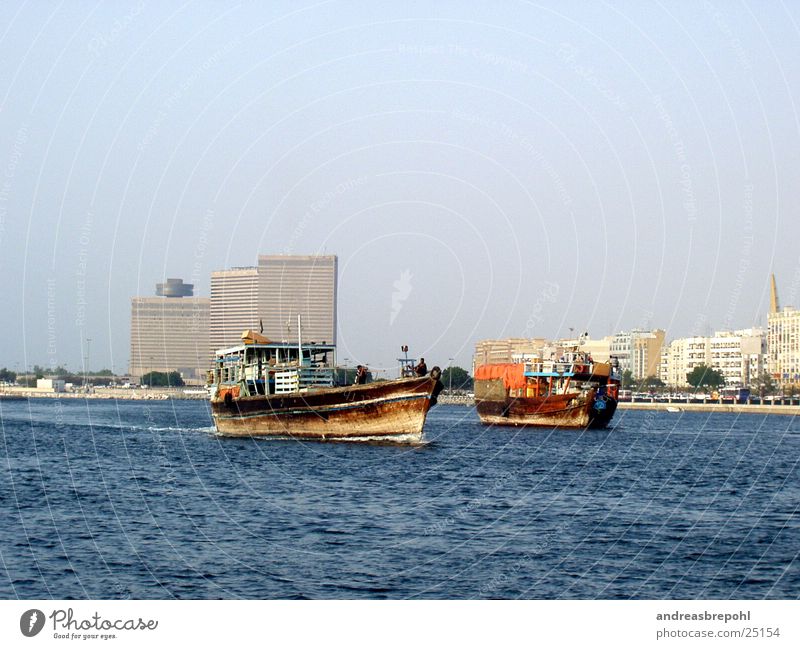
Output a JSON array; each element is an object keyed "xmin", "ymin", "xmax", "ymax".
[{"xmin": 1, "ymin": 399, "xmax": 798, "ymax": 599}]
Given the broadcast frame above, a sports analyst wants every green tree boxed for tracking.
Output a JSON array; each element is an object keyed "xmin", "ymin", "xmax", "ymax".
[
  {"xmin": 0, "ymin": 367, "xmax": 17, "ymax": 383},
  {"xmin": 621, "ymin": 370, "xmax": 634, "ymax": 389},
  {"xmin": 441, "ymin": 366, "xmax": 473, "ymax": 391},
  {"xmin": 756, "ymin": 371, "xmax": 777, "ymax": 398},
  {"xmin": 641, "ymin": 375, "xmax": 665, "ymax": 388},
  {"xmin": 686, "ymin": 364, "xmax": 725, "ymax": 389},
  {"xmin": 141, "ymin": 371, "xmax": 185, "ymax": 387}
]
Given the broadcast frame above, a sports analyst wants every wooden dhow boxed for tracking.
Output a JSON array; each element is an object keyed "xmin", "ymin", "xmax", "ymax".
[
  {"xmin": 475, "ymin": 351, "xmax": 620, "ymax": 429},
  {"xmin": 208, "ymin": 330, "xmax": 442, "ymax": 442}
]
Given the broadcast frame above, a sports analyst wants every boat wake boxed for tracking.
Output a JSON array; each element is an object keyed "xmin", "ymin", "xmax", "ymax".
[
  {"xmin": 212, "ymin": 431, "xmax": 429, "ymax": 446},
  {"xmin": 330, "ymin": 433, "xmax": 429, "ymax": 446}
]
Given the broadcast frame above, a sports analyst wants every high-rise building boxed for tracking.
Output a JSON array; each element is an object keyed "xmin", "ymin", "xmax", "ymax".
[
  {"xmin": 208, "ymin": 255, "xmax": 338, "ymax": 356},
  {"xmin": 258, "ymin": 255, "xmax": 337, "ymax": 344},
  {"xmin": 768, "ymin": 276, "xmax": 800, "ymax": 390},
  {"xmin": 130, "ymin": 279, "xmax": 210, "ymax": 383},
  {"xmin": 209, "ymin": 267, "xmax": 259, "ymax": 357}
]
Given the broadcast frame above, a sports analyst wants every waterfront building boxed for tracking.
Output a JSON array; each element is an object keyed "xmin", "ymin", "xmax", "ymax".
[
  {"xmin": 473, "ymin": 338, "xmax": 548, "ymax": 372},
  {"xmin": 767, "ymin": 277, "xmax": 800, "ymax": 390},
  {"xmin": 660, "ymin": 329, "xmax": 766, "ymax": 388},
  {"xmin": 210, "ymin": 267, "xmax": 259, "ymax": 360},
  {"xmin": 579, "ymin": 336, "xmax": 613, "ymax": 363},
  {"xmin": 709, "ymin": 329, "xmax": 766, "ymax": 387},
  {"xmin": 610, "ymin": 329, "xmax": 665, "ymax": 379},
  {"xmin": 36, "ymin": 379, "xmax": 65, "ymax": 393},
  {"xmin": 257, "ymin": 255, "xmax": 337, "ymax": 345},
  {"xmin": 768, "ymin": 307, "xmax": 800, "ymax": 389},
  {"xmin": 129, "ymin": 279, "xmax": 210, "ymax": 383},
  {"xmin": 660, "ymin": 336, "xmax": 704, "ymax": 387}
]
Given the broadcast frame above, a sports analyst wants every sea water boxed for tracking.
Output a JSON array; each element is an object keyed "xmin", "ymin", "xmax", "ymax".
[{"xmin": 1, "ymin": 399, "xmax": 798, "ymax": 598}]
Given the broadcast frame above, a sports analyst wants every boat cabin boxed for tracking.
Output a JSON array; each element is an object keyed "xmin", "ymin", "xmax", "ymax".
[
  {"xmin": 475, "ymin": 350, "xmax": 620, "ymax": 401},
  {"xmin": 211, "ymin": 339, "xmax": 336, "ymax": 397}
]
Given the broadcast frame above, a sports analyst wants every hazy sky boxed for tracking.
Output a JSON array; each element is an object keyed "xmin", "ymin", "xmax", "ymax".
[{"xmin": 1, "ymin": 1, "xmax": 799, "ymax": 375}]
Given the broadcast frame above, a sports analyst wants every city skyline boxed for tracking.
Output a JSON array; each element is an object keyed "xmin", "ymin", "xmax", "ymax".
[
  {"xmin": 1, "ymin": 264, "xmax": 795, "ymax": 376},
  {"xmin": 2, "ymin": 2, "xmax": 799, "ymax": 375}
]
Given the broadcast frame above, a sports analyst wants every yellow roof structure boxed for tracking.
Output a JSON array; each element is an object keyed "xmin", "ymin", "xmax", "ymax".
[{"xmin": 241, "ymin": 330, "xmax": 271, "ymax": 344}]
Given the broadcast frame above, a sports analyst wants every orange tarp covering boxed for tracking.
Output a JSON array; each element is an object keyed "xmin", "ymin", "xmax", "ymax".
[
  {"xmin": 474, "ymin": 364, "xmax": 527, "ymax": 390},
  {"xmin": 217, "ymin": 385, "xmax": 240, "ymax": 401}
]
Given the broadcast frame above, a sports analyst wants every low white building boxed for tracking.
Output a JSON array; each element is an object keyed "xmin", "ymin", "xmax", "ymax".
[
  {"xmin": 660, "ymin": 329, "xmax": 766, "ymax": 388},
  {"xmin": 579, "ymin": 336, "xmax": 612, "ymax": 363},
  {"xmin": 36, "ymin": 378, "xmax": 65, "ymax": 392},
  {"xmin": 660, "ymin": 336, "xmax": 709, "ymax": 387},
  {"xmin": 709, "ymin": 328, "xmax": 766, "ymax": 387}
]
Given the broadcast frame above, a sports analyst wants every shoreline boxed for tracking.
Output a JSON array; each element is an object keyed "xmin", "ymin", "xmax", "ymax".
[
  {"xmin": 616, "ymin": 401, "xmax": 800, "ymax": 416},
  {"xmin": 435, "ymin": 394, "xmax": 800, "ymax": 416},
  {"xmin": 5, "ymin": 391, "xmax": 800, "ymax": 416},
  {"xmin": 0, "ymin": 388, "xmax": 207, "ymax": 401}
]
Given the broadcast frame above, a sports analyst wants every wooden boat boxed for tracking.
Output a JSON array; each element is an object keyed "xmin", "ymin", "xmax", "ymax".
[
  {"xmin": 208, "ymin": 331, "xmax": 443, "ymax": 442},
  {"xmin": 474, "ymin": 353, "xmax": 620, "ymax": 429}
]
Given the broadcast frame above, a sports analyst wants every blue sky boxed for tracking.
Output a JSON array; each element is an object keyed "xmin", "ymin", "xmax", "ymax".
[{"xmin": 1, "ymin": 1, "xmax": 798, "ymax": 375}]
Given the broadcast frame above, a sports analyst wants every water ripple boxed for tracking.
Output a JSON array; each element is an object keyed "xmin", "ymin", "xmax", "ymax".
[{"xmin": 1, "ymin": 400, "xmax": 798, "ymax": 598}]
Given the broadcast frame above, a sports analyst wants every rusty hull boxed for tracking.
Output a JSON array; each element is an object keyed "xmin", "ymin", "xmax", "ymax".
[
  {"xmin": 476, "ymin": 388, "xmax": 616, "ymax": 429},
  {"xmin": 210, "ymin": 375, "xmax": 441, "ymax": 442}
]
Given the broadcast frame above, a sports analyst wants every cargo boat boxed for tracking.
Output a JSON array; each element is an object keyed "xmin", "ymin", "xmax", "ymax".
[
  {"xmin": 208, "ymin": 330, "xmax": 443, "ymax": 442},
  {"xmin": 474, "ymin": 353, "xmax": 620, "ymax": 429}
]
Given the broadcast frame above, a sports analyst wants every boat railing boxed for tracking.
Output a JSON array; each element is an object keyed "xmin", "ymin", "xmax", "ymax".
[
  {"xmin": 525, "ymin": 361, "xmax": 576, "ymax": 375},
  {"xmin": 274, "ymin": 369, "xmax": 300, "ymax": 394},
  {"xmin": 299, "ymin": 366, "xmax": 335, "ymax": 389}
]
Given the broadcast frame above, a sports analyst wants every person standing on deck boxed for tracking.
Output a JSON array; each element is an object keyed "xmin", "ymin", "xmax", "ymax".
[{"xmin": 414, "ymin": 358, "xmax": 428, "ymax": 377}]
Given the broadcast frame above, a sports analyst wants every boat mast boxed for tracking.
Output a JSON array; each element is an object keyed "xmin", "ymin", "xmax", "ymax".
[{"xmin": 297, "ymin": 314, "xmax": 302, "ymax": 366}]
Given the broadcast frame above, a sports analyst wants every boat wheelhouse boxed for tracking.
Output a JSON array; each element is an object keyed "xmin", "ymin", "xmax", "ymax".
[{"xmin": 210, "ymin": 332, "xmax": 336, "ymax": 401}]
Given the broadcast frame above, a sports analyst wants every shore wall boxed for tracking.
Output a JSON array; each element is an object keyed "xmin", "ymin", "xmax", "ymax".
[
  {"xmin": 0, "ymin": 387, "xmax": 207, "ymax": 400},
  {"xmin": 437, "ymin": 394, "xmax": 474, "ymax": 406},
  {"xmin": 6, "ymin": 390, "xmax": 798, "ymax": 416},
  {"xmin": 617, "ymin": 402, "xmax": 800, "ymax": 416},
  {"xmin": 435, "ymin": 394, "xmax": 800, "ymax": 416}
]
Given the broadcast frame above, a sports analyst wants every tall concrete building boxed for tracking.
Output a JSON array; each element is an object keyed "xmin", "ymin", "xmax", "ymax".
[
  {"xmin": 258, "ymin": 255, "xmax": 337, "ymax": 344},
  {"xmin": 209, "ymin": 267, "xmax": 259, "ymax": 357},
  {"xmin": 768, "ymin": 276, "xmax": 800, "ymax": 390},
  {"xmin": 208, "ymin": 255, "xmax": 338, "ymax": 357},
  {"xmin": 130, "ymin": 279, "xmax": 210, "ymax": 383}
]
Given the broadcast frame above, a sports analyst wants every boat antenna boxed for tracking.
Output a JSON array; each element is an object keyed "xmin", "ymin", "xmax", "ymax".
[{"xmin": 297, "ymin": 314, "xmax": 302, "ymax": 365}]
